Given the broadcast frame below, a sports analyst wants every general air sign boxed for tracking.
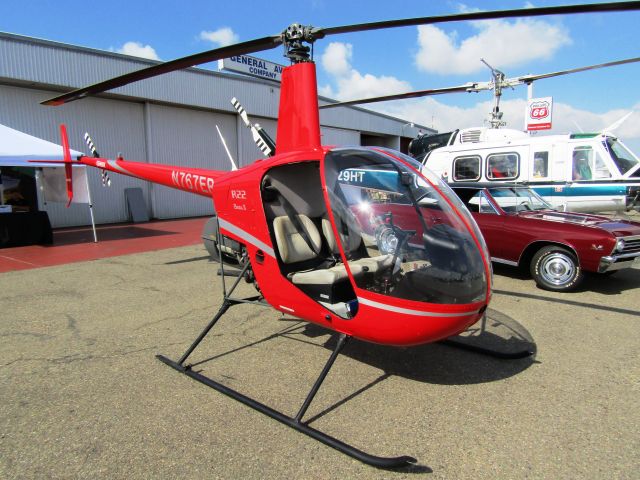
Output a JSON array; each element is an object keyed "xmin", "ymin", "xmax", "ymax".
[
  {"xmin": 526, "ymin": 96, "xmax": 553, "ymax": 131},
  {"xmin": 218, "ymin": 55, "xmax": 284, "ymax": 82}
]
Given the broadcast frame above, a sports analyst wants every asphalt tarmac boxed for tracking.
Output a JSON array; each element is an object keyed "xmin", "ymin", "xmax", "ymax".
[{"xmin": 1, "ymin": 243, "xmax": 638, "ymax": 479}]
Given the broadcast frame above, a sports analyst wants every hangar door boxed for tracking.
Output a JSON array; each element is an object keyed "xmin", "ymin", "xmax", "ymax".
[
  {"xmin": 147, "ymin": 104, "xmax": 237, "ymax": 219},
  {"xmin": 321, "ymin": 126, "xmax": 360, "ymax": 147}
]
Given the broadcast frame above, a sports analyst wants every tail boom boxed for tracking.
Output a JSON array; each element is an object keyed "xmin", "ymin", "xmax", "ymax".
[{"xmin": 78, "ymin": 156, "xmax": 226, "ymax": 197}]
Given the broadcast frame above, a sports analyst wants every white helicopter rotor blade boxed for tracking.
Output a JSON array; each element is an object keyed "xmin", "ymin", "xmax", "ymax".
[
  {"xmin": 517, "ymin": 56, "xmax": 640, "ymax": 83},
  {"xmin": 603, "ymin": 111, "xmax": 634, "ymax": 134}
]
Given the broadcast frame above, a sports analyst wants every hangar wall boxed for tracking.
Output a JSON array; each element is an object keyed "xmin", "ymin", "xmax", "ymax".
[
  {"xmin": 0, "ymin": 85, "xmax": 149, "ymax": 227},
  {"xmin": 0, "ymin": 32, "xmax": 432, "ymax": 228}
]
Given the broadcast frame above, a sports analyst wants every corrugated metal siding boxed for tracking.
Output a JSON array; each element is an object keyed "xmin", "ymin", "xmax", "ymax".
[
  {"xmin": 146, "ymin": 104, "xmax": 235, "ymax": 218},
  {"xmin": 0, "ymin": 32, "xmax": 435, "ymax": 226},
  {"xmin": 0, "ymin": 85, "xmax": 147, "ymax": 227},
  {"xmin": 320, "ymin": 126, "xmax": 360, "ymax": 147},
  {"xmin": 0, "ymin": 33, "xmax": 431, "ymax": 137}
]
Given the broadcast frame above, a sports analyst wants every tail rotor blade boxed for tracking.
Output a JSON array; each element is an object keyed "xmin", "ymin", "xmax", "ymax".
[
  {"xmin": 83, "ymin": 132, "xmax": 100, "ymax": 157},
  {"xmin": 84, "ymin": 132, "xmax": 111, "ymax": 186}
]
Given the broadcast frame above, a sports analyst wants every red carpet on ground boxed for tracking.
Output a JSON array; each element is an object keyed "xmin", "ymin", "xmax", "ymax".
[{"xmin": 0, "ymin": 217, "xmax": 208, "ymax": 273}]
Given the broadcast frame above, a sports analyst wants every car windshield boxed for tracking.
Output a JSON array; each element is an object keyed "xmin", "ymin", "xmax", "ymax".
[
  {"xmin": 602, "ymin": 137, "xmax": 640, "ymax": 175},
  {"xmin": 488, "ymin": 187, "xmax": 553, "ymax": 212},
  {"xmin": 323, "ymin": 147, "xmax": 488, "ymax": 305}
]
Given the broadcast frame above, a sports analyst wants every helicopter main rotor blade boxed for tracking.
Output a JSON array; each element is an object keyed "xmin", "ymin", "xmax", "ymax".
[
  {"xmin": 319, "ymin": 84, "xmax": 482, "ymax": 109},
  {"xmin": 42, "ymin": 35, "xmax": 282, "ymax": 106},
  {"xmin": 42, "ymin": 1, "xmax": 640, "ymax": 106},
  {"xmin": 321, "ymin": 54, "xmax": 640, "ymax": 110},
  {"xmin": 516, "ymin": 56, "xmax": 640, "ymax": 83},
  {"xmin": 315, "ymin": 1, "xmax": 640, "ymax": 37}
]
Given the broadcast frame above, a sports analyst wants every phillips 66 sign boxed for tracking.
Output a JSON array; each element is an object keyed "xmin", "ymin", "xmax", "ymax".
[{"xmin": 526, "ymin": 96, "xmax": 553, "ymax": 131}]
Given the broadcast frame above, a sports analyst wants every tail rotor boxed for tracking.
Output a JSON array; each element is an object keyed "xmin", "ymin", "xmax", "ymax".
[{"xmin": 84, "ymin": 132, "xmax": 111, "ymax": 186}]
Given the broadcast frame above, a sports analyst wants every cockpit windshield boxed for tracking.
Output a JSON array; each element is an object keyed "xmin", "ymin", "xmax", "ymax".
[
  {"xmin": 603, "ymin": 137, "xmax": 640, "ymax": 175},
  {"xmin": 323, "ymin": 148, "xmax": 488, "ymax": 305}
]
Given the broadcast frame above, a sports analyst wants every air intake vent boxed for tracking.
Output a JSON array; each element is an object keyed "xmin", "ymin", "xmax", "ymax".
[{"xmin": 460, "ymin": 129, "xmax": 482, "ymax": 143}]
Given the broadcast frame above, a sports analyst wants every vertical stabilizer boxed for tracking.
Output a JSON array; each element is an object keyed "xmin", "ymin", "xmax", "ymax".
[{"xmin": 59, "ymin": 124, "xmax": 74, "ymax": 206}]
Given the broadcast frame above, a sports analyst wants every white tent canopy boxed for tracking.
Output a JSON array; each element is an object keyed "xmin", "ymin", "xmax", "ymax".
[
  {"xmin": 0, "ymin": 123, "xmax": 97, "ymax": 241},
  {"xmin": 0, "ymin": 123, "xmax": 83, "ymax": 166}
]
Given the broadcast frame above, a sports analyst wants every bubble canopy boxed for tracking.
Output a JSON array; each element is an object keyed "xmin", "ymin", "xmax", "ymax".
[{"xmin": 322, "ymin": 147, "xmax": 489, "ymax": 305}]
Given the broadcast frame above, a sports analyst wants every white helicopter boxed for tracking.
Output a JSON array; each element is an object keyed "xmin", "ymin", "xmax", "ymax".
[{"xmin": 321, "ymin": 56, "xmax": 640, "ymax": 213}]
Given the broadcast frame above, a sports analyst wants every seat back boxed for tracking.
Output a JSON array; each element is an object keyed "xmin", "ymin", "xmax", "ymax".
[
  {"xmin": 321, "ymin": 217, "xmax": 362, "ymax": 258},
  {"xmin": 273, "ymin": 214, "xmax": 322, "ymax": 264}
]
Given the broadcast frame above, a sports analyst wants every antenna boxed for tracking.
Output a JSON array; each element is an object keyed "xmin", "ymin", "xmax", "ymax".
[
  {"xmin": 215, "ymin": 125, "xmax": 238, "ymax": 171},
  {"xmin": 603, "ymin": 111, "xmax": 633, "ymax": 134}
]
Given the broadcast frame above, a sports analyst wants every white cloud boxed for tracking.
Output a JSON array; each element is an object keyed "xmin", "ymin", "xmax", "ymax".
[
  {"xmin": 415, "ymin": 18, "xmax": 571, "ymax": 75},
  {"xmin": 200, "ymin": 27, "xmax": 239, "ymax": 47},
  {"xmin": 319, "ymin": 42, "xmax": 412, "ymax": 101},
  {"xmin": 317, "ymin": 34, "xmax": 640, "ymax": 152},
  {"xmin": 322, "ymin": 42, "xmax": 353, "ymax": 77},
  {"xmin": 374, "ymin": 96, "xmax": 640, "ymax": 146},
  {"xmin": 114, "ymin": 41, "xmax": 160, "ymax": 60}
]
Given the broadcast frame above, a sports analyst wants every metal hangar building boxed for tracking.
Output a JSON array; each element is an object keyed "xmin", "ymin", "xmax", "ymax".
[{"xmin": 0, "ymin": 32, "xmax": 432, "ymax": 228}]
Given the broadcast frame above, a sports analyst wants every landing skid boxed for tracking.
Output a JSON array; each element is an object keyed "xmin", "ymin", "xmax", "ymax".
[
  {"xmin": 156, "ymin": 230, "xmax": 416, "ymax": 468},
  {"xmin": 157, "ymin": 330, "xmax": 415, "ymax": 468}
]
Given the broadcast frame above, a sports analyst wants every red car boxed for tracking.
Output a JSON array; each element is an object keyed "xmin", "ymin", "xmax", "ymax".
[{"xmin": 450, "ymin": 183, "xmax": 640, "ymax": 291}]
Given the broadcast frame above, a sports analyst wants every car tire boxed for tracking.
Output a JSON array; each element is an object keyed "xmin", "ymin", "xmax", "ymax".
[{"xmin": 530, "ymin": 246, "xmax": 583, "ymax": 292}]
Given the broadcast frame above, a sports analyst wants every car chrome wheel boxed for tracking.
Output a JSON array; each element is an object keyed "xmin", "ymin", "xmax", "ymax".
[
  {"xmin": 530, "ymin": 245, "xmax": 583, "ymax": 292},
  {"xmin": 539, "ymin": 253, "xmax": 575, "ymax": 285}
]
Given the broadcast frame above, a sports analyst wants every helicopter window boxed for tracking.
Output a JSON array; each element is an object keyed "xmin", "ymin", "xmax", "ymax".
[
  {"xmin": 452, "ymin": 155, "xmax": 481, "ymax": 181},
  {"xmin": 603, "ymin": 138, "xmax": 639, "ymax": 175},
  {"xmin": 486, "ymin": 152, "xmax": 519, "ymax": 180},
  {"xmin": 572, "ymin": 146, "xmax": 611, "ymax": 180},
  {"xmin": 532, "ymin": 152, "xmax": 549, "ymax": 178},
  {"xmin": 324, "ymin": 148, "xmax": 487, "ymax": 305}
]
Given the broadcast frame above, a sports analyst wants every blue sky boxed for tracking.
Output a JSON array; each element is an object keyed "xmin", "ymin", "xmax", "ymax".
[{"xmin": 2, "ymin": 1, "xmax": 640, "ymax": 151}]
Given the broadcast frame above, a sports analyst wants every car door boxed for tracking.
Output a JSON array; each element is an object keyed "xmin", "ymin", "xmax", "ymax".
[{"xmin": 454, "ymin": 188, "xmax": 506, "ymax": 260}]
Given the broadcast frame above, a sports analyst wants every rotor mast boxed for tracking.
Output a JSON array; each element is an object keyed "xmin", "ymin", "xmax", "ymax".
[
  {"xmin": 481, "ymin": 59, "xmax": 508, "ymax": 129},
  {"xmin": 275, "ymin": 24, "xmax": 323, "ymax": 153}
]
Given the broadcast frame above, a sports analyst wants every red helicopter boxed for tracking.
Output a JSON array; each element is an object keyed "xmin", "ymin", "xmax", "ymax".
[{"xmin": 39, "ymin": 2, "xmax": 640, "ymax": 468}]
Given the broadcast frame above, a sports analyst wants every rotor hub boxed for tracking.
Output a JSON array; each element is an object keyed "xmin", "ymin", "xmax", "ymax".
[{"xmin": 281, "ymin": 23, "xmax": 321, "ymax": 63}]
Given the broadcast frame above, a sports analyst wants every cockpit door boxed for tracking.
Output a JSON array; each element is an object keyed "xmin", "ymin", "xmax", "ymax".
[{"xmin": 322, "ymin": 147, "xmax": 490, "ymax": 309}]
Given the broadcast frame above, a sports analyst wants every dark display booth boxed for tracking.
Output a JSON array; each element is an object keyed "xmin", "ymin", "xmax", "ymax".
[{"xmin": 0, "ymin": 167, "xmax": 53, "ymax": 248}]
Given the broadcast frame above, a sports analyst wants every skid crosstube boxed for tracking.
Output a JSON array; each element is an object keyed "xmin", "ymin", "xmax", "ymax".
[{"xmin": 156, "ymin": 353, "xmax": 416, "ymax": 468}]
